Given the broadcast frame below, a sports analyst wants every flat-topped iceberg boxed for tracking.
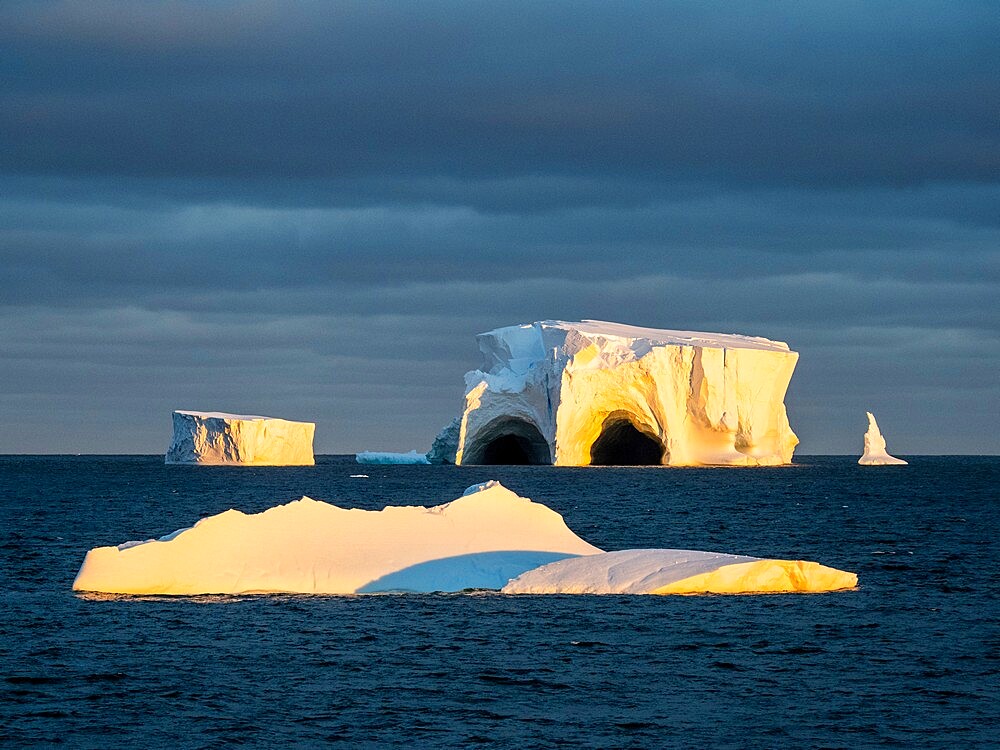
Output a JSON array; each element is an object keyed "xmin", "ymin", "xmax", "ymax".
[
  {"xmin": 433, "ymin": 320, "xmax": 800, "ymax": 467},
  {"xmin": 356, "ymin": 450, "xmax": 431, "ymax": 465},
  {"xmin": 73, "ymin": 482, "xmax": 856, "ymax": 596},
  {"xmin": 165, "ymin": 410, "xmax": 315, "ymax": 466},
  {"xmin": 503, "ymin": 549, "xmax": 857, "ymax": 595},
  {"xmin": 859, "ymin": 411, "xmax": 907, "ymax": 466}
]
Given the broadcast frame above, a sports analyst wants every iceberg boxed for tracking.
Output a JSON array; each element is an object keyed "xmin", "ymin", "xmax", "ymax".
[
  {"xmin": 433, "ymin": 320, "xmax": 800, "ymax": 466},
  {"xmin": 426, "ymin": 417, "xmax": 461, "ymax": 464},
  {"xmin": 859, "ymin": 411, "xmax": 907, "ymax": 466},
  {"xmin": 502, "ymin": 549, "xmax": 857, "ymax": 595},
  {"xmin": 355, "ymin": 450, "xmax": 431, "ymax": 465},
  {"xmin": 165, "ymin": 410, "xmax": 315, "ymax": 466},
  {"xmin": 73, "ymin": 482, "xmax": 856, "ymax": 597},
  {"xmin": 72, "ymin": 482, "xmax": 600, "ymax": 595}
]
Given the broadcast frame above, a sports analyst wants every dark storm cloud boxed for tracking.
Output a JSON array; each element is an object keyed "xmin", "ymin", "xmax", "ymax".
[
  {"xmin": 3, "ymin": 182, "xmax": 999, "ymax": 304},
  {"xmin": 1, "ymin": 1, "xmax": 998, "ymax": 454},
  {"xmin": 2, "ymin": 1, "xmax": 998, "ymax": 186}
]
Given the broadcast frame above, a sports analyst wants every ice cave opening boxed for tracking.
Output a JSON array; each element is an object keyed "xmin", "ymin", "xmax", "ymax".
[
  {"xmin": 590, "ymin": 416, "xmax": 665, "ymax": 466},
  {"xmin": 466, "ymin": 418, "xmax": 551, "ymax": 465}
]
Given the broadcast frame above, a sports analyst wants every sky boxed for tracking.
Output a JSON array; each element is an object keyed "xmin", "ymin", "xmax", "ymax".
[{"xmin": 2, "ymin": 0, "xmax": 998, "ymax": 455}]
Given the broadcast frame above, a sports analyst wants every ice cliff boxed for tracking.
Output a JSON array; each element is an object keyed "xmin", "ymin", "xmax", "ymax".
[
  {"xmin": 165, "ymin": 410, "xmax": 315, "ymax": 466},
  {"xmin": 72, "ymin": 481, "xmax": 856, "ymax": 596},
  {"xmin": 432, "ymin": 320, "xmax": 799, "ymax": 466},
  {"xmin": 859, "ymin": 412, "xmax": 907, "ymax": 466}
]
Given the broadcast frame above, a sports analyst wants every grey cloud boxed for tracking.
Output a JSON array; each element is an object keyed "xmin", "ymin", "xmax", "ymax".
[
  {"xmin": 1, "ymin": 2, "xmax": 997, "ymax": 455},
  {"xmin": 2, "ymin": 1, "xmax": 998, "ymax": 186},
  {"xmin": 3, "ymin": 182, "xmax": 998, "ymax": 310},
  {"xmin": 2, "ymin": 267, "xmax": 998, "ymax": 454}
]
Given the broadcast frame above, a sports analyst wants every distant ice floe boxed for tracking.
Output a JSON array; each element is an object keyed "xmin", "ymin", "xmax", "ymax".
[
  {"xmin": 73, "ymin": 482, "xmax": 857, "ymax": 597},
  {"xmin": 859, "ymin": 412, "xmax": 907, "ymax": 466},
  {"xmin": 355, "ymin": 450, "xmax": 431, "ymax": 465}
]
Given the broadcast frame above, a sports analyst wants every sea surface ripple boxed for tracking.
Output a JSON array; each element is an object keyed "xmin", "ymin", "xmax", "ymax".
[{"xmin": 1, "ymin": 455, "xmax": 997, "ymax": 748}]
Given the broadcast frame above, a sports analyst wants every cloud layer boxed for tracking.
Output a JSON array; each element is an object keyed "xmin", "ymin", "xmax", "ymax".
[{"xmin": 2, "ymin": 1, "xmax": 998, "ymax": 453}]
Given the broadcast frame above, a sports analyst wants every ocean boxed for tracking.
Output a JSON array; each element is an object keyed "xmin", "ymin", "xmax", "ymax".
[{"xmin": 1, "ymin": 455, "xmax": 997, "ymax": 748}]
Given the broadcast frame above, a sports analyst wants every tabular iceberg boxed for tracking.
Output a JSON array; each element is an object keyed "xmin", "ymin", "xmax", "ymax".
[
  {"xmin": 859, "ymin": 411, "xmax": 907, "ymax": 466},
  {"xmin": 433, "ymin": 320, "xmax": 800, "ymax": 466},
  {"xmin": 165, "ymin": 410, "xmax": 315, "ymax": 466},
  {"xmin": 73, "ymin": 481, "xmax": 857, "ymax": 596}
]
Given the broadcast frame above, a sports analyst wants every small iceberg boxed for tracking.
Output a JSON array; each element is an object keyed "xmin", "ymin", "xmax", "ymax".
[
  {"xmin": 859, "ymin": 412, "xmax": 907, "ymax": 466},
  {"xmin": 73, "ymin": 483, "xmax": 857, "ymax": 597},
  {"xmin": 165, "ymin": 410, "xmax": 315, "ymax": 466},
  {"xmin": 355, "ymin": 450, "xmax": 430, "ymax": 465}
]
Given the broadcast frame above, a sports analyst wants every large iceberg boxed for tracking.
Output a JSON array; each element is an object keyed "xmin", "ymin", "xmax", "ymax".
[
  {"xmin": 433, "ymin": 320, "xmax": 800, "ymax": 466},
  {"xmin": 859, "ymin": 411, "xmax": 907, "ymax": 466},
  {"xmin": 73, "ymin": 482, "xmax": 856, "ymax": 596},
  {"xmin": 72, "ymin": 482, "xmax": 600, "ymax": 595},
  {"xmin": 165, "ymin": 410, "xmax": 315, "ymax": 466}
]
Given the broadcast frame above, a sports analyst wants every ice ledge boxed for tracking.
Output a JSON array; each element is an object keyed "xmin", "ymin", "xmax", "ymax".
[{"xmin": 482, "ymin": 320, "xmax": 792, "ymax": 359}]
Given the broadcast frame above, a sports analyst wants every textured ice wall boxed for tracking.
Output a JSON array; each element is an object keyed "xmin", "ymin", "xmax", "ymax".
[
  {"xmin": 446, "ymin": 320, "xmax": 799, "ymax": 466},
  {"xmin": 165, "ymin": 410, "xmax": 315, "ymax": 466}
]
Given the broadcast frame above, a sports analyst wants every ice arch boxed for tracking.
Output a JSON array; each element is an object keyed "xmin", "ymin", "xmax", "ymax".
[
  {"xmin": 589, "ymin": 413, "xmax": 666, "ymax": 466},
  {"xmin": 464, "ymin": 418, "xmax": 551, "ymax": 465}
]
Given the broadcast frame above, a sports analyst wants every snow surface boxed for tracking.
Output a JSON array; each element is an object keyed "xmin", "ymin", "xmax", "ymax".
[
  {"xmin": 356, "ymin": 450, "xmax": 431, "ymax": 465},
  {"xmin": 175, "ymin": 410, "xmax": 272, "ymax": 420},
  {"xmin": 434, "ymin": 319, "xmax": 800, "ymax": 467},
  {"xmin": 502, "ymin": 548, "xmax": 858, "ymax": 595},
  {"xmin": 165, "ymin": 410, "xmax": 315, "ymax": 466},
  {"xmin": 492, "ymin": 320, "xmax": 792, "ymax": 354},
  {"xmin": 859, "ymin": 411, "xmax": 908, "ymax": 465},
  {"xmin": 72, "ymin": 482, "xmax": 858, "ymax": 597}
]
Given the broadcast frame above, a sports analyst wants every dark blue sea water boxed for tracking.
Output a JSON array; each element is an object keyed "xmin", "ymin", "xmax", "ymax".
[{"xmin": 1, "ymin": 456, "xmax": 998, "ymax": 748}]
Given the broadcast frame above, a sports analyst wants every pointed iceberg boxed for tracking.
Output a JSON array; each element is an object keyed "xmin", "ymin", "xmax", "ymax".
[{"xmin": 858, "ymin": 412, "xmax": 907, "ymax": 466}]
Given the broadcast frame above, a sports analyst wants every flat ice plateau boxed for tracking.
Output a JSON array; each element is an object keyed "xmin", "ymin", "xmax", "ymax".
[
  {"xmin": 73, "ymin": 482, "xmax": 856, "ymax": 596},
  {"xmin": 859, "ymin": 412, "xmax": 907, "ymax": 466},
  {"xmin": 165, "ymin": 410, "xmax": 315, "ymax": 466},
  {"xmin": 434, "ymin": 320, "xmax": 800, "ymax": 466}
]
